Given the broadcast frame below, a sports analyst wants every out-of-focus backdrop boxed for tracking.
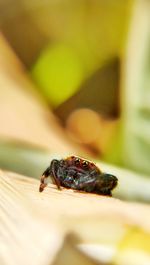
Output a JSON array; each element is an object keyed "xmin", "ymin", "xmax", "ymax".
[
  {"xmin": 1, "ymin": 1, "xmax": 150, "ymax": 265},
  {"xmin": 0, "ymin": 0, "xmax": 150, "ymax": 178}
]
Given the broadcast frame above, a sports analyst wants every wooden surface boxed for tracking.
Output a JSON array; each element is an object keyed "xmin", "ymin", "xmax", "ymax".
[{"xmin": 1, "ymin": 169, "xmax": 150, "ymax": 265}]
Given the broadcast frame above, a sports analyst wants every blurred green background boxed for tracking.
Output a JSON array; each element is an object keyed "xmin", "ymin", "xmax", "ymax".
[
  {"xmin": 0, "ymin": 0, "xmax": 150, "ymax": 198},
  {"xmin": 1, "ymin": 1, "xmax": 150, "ymax": 264}
]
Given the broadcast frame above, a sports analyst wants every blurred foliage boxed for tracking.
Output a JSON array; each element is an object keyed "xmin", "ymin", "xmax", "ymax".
[
  {"xmin": 105, "ymin": 0, "xmax": 150, "ymax": 176},
  {"xmin": 0, "ymin": 141, "xmax": 49, "ymax": 179},
  {"xmin": 1, "ymin": 0, "xmax": 150, "ymax": 192},
  {"xmin": 1, "ymin": 2, "xmax": 150, "ymax": 265},
  {"xmin": 30, "ymin": 0, "xmax": 133, "ymax": 107},
  {"xmin": 31, "ymin": 44, "xmax": 84, "ymax": 107}
]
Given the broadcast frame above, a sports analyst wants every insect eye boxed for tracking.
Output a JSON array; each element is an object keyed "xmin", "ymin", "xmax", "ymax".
[
  {"xmin": 75, "ymin": 158, "xmax": 80, "ymax": 164},
  {"xmin": 70, "ymin": 156, "xmax": 75, "ymax": 159},
  {"xmin": 82, "ymin": 160, "xmax": 89, "ymax": 167}
]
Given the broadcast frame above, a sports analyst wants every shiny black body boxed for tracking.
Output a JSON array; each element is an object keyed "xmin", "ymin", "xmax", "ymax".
[{"xmin": 39, "ymin": 156, "xmax": 118, "ymax": 196}]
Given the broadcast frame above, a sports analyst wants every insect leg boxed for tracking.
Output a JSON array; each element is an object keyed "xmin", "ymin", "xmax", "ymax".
[
  {"xmin": 39, "ymin": 159, "xmax": 61, "ymax": 192},
  {"xmin": 49, "ymin": 159, "xmax": 61, "ymax": 190},
  {"xmin": 39, "ymin": 166, "xmax": 51, "ymax": 192}
]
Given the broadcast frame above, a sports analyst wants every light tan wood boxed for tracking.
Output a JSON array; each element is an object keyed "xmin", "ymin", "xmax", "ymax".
[
  {"xmin": 7, "ymin": 170, "xmax": 150, "ymax": 231},
  {"xmin": 1, "ymin": 169, "xmax": 150, "ymax": 265},
  {"xmin": 0, "ymin": 170, "xmax": 64, "ymax": 265}
]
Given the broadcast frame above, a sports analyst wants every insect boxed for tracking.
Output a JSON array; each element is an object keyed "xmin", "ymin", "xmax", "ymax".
[{"xmin": 39, "ymin": 156, "xmax": 118, "ymax": 196}]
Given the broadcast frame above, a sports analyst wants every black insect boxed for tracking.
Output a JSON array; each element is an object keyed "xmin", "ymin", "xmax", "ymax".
[{"xmin": 39, "ymin": 156, "xmax": 118, "ymax": 196}]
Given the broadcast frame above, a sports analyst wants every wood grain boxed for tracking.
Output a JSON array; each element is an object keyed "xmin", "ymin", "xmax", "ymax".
[{"xmin": 1, "ymin": 170, "xmax": 150, "ymax": 265}]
